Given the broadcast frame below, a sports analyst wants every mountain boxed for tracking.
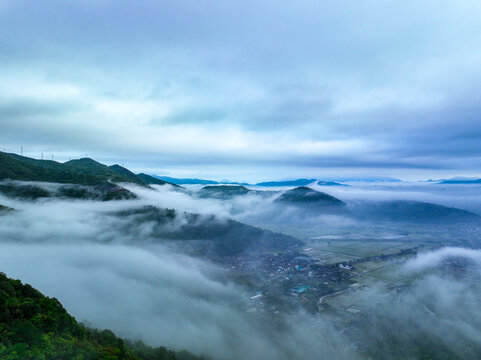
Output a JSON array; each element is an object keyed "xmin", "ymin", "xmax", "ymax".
[
  {"xmin": 438, "ymin": 179, "xmax": 481, "ymax": 184},
  {"xmin": 0, "ymin": 152, "xmax": 145, "ymax": 186},
  {"xmin": 316, "ymin": 180, "xmax": 348, "ymax": 186},
  {"xmin": 0, "ymin": 152, "xmax": 188, "ymax": 200},
  {"xmin": 354, "ymin": 200, "xmax": 481, "ymax": 223},
  {"xmin": 0, "ymin": 182, "xmax": 137, "ymax": 201},
  {"xmin": 0, "ymin": 204, "xmax": 13, "ymax": 213},
  {"xmin": 0, "ymin": 152, "xmax": 182, "ymax": 191},
  {"xmin": 197, "ymin": 185, "xmax": 250, "ymax": 199},
  {"xmin": 137, "ymin": 173, "xmax": 181, "ymax": 187},
  {"xmin": 256, "ymin": 179, "xmax": 317, "ymax": 187},
  {"xmin": 256, "ymin": 177, "xmax": 399, "ymax": 186},
  {"xmin": 109, "ymin": 164, "xmax": 147, "ymax": 184},
  {"xmin": 64, "ymin": 158, "xmax": 146, "ymax": 185},
  {"xmin": 152, "ymin": 176, "xmax": 250, "ymax": 186},
  {"xmin": 113, "ymin": 205, "xmax": 299, "ymax": 257},
  {"xmin": 427, "ymin": 176, "xmax": 481, "ymax": 183},
  {"xmin": 153, "ymin": 176, "xmax": 219, "ymax": 185},
  {"xmin": 0, "ymin": 271, "xmax": 201, "ymax": 360},
  {"xmin": 322, "ymin": 176, "xmax": 402, "ymax": 182},
  {"xmin": 275, "ymin": 187, "xmax": 344, "ymax": 208},
  {"xmin": 196, "ymin": 185, "xmax": 276, "ymax": 200}
]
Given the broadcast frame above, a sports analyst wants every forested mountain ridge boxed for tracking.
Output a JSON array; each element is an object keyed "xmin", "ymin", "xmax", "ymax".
[
  {"xmin": 0, "ymin": 271, "xmax": 203, "ymax": 360},
  {"xmin": 0, "ymin": 152, "xmax": 178, "ymax": 188}
]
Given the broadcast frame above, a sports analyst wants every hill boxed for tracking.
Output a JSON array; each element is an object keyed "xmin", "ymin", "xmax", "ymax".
[
  {"xmin": 63, "ymin": 158, "xmax": 145, "ymax": 185},
  {"xmin": 0, "ymin": 272, "xmax": 202, "ymax": 360},
  {"xmin": 0, "ymin": 182, "xmax": 137, "ymax": 201},
  {"xmin": 316, "ymin": 180, "xmax": 348, "ymax": 186},
  {"xmin": 137, "ymin": 173, "xmax": 180, "ymax": 187},
  {"xmin": 321, "ymin": 176, "xmax": 401, "ymax": 183},
  {"xmin": 109, "ymin": 164, "xmax": 146, "ymax": 184},
  {"xmin": 0, "ymin": 205, "xmax": 13, "ymax": 213},
  {"xmin": 197, "ymin": 185, "xmax": 276, "ymax": 200},
  {"xmin": 153, "ymin": 176, "xmax": 219, "ymax": 185},
  {"xmin": 438, "ymin": 179, "xmax": 481, "ymax": 184},
  {"xmin": 0, "ymin": 152, "xmax": 146, "ymax": 186},
  {"xmin": 355, "ymin": 200, "xmax": 481, "ymax": 224},
  {"xmin": 0, "ymin": 152, "xmax": 180, "ymax": 191},
  {"xmin": 275, "ymin": 187, "xmax": 344, "ymax": 207},
  {"xmin": 197, "ymin": 185, "xmax": 250, "ymax": 199},
  {"xmin": 113, "ymin": 205, "xmax": 299, "ymax": 257},
  {"xmin": 256, "ymin": 179, "xmax": 317, "ymax": 187}
]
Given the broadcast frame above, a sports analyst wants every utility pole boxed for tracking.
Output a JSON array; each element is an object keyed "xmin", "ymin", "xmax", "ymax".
[
  {"xmin": 41, "ymin": 153, "xmax": 43, "ymax": 160},
  {"xmin": 52, "ymin": 154, "xmax": 54, "ymax": 160},
  {"xmin": 21, "ymin": 146, "xmax": 23, "ymax": 156}
]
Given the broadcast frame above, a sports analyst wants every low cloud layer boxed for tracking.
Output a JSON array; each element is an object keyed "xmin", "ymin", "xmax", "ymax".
[
  {"xmin": 0, "ymin": 189, "xmax": 349, "ymax": 359},
  {"xmin": 1, "ymin": 184, "xmax": 481, "ymax": 358}
]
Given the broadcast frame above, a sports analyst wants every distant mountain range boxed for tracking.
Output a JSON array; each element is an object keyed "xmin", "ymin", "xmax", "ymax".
[
  {"xmin": 319, "ymin": 176, "xmax": 401, "ymax": 182},
  {"xmin": 152, "ymin": 175, "xmax": 404, "ymax": 187},
  {"xmin": 196, "ymin": 185, "xmax": 276, "ymax": 200},
  {"xmin": 153, "ymin": 176, "xmax": 219, "ymax": 185},
  {"xmin": 153, "ymin": 176, "xmax": 352, "ymax": 187},
  {"xmin": 256, "ymin": 179, "xmax": 317, "ymax": 187},
  {"xmin": 438, "ymin": 179, "xmax": 481, "ymax": 184},
  {"xmin": 424, "ymin": 176, "xmax": 481, "ymax": 184},
  {"xmin": 196, "ymin": 184, "xmax": 346, "ymax": 209},
  {"xmin": 353, "ymin": 200, "xmax": 481, "ymax": 224}
]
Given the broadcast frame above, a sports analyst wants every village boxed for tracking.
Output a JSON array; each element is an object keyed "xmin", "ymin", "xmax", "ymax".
[{"xmin": 217, "ymin": 238, "xmax": 441, "ymax": 318}]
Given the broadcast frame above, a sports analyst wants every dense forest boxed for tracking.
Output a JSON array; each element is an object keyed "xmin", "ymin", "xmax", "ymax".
[
  {"xmin": 0, "ymin": 272, "xmax": 203, "ymax": 360},
  {"xmin": 0, "ymin": 152, "xmax": 175, "ymax": 188}
]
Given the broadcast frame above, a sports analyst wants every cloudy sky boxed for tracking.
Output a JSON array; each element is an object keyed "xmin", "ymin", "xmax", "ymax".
[{"xmin": 1, "ymin": 0, "xmax": 481, "ymax": 181}]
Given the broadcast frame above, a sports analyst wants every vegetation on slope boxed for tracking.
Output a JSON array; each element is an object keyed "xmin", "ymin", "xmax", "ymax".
[
  {"xmin": 275, "ymin": 186, "xmax": 344, "ymax": 206},
  {"xmin": 196, "ymin": 185, "xmax": 275, "ymax": 200},
  {"xmin": 0, "ymin": 184, "xmax": 51, "ymax": 200},
  {"xmin": 0, "ymin": 272, "xmax": 203, "ymax": 360},
  {"xmin": 137, "ymin": 174, "xmax": 180, "ymax": 188},
  {"xmin": 197, "ymin": 185, "xmax": 250, "ymax": 199},
  {"xmin": 0, "ymin": 152, "xmax": 142, "ymax": 186},
  {"xmin": 354, "ymin": 200, "xmax": 481, "ymax": 224},
  {"xmin": 0, "ymin": 205, "xmax": 14, "ymax": 213},
  {"xmin": 114, "ymin": 205, "xmax": 299, "ymax": 257},
  {"xmin": 0, "ymin": 183, "xmax": 136, "ymax": 201},
  {"xmin": 256, "ymin": 179, "xmax": 317, "ymax": 187}
]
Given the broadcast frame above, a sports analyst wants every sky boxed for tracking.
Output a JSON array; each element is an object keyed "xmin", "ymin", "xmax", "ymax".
[{"xmin": 1, "ymin": 0, "xmax": 481, "ymax": 181}]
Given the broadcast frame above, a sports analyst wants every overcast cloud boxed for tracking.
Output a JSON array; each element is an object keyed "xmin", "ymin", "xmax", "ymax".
[{"xmin": 1, "ymin": 0, "xmax": 481, "ymax": 180}]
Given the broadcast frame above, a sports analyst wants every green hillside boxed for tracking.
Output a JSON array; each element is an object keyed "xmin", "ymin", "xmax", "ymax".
[
  {"xmin": 114, "ymin": 205, "xmax": 299, "ymax": 257},
  {"xmin": 0, "ymin": 152, "xmax": 144, "ymax": 186},
  {"xmin": 356, "ymin": 200, "xmax": 481, "ymax": 224},
  {"xmin": 0, "ymin": 152, "xmax": 185, "ymax": 191},
  {"xmin": 275, "ymin": 186, "xmax": 344, "ymax": 206},
  {"xmin": 197, "ymin": 185, "xmax": 250, "ymax": 199},
  {"xmin": 109, "ymin": 165, "xmax": 145, "ymax": 185},
  {"xmin": 196, "ymin": 185, "xmax": 276, "ymax": 200},
  {"xmin": 63, "ymin": 158, "xmax": 145, "ymax": 185},
  {"xmin": 0, "ymin": 205, "xmax": 13, "ymax": 213},
  {"xmin": 0, "ymin": 272, "xmax": 203, "ymax": 360},
  {"xmin": 137, "ymin": 174, "xmax": 180, "ymax": 187}
]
